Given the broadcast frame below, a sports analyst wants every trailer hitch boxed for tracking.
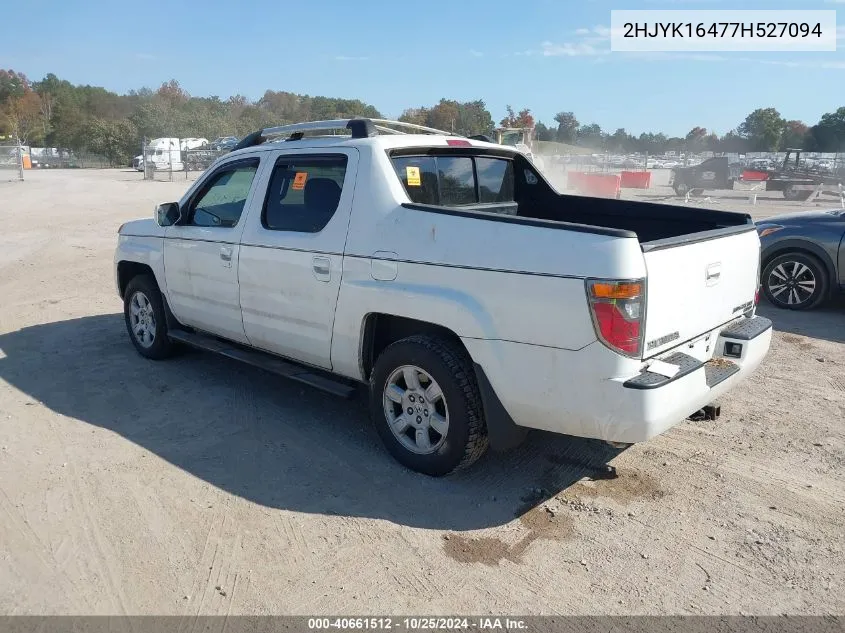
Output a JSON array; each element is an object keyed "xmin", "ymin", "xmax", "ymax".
[{"xmin": 688, "ymin": 404, "xmax": 721, "ymax": 422}]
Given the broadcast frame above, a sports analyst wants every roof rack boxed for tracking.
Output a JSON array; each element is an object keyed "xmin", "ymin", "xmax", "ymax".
[{"xmin": 231, "ymin": 118, "xmax": 462, "ymax": 151}]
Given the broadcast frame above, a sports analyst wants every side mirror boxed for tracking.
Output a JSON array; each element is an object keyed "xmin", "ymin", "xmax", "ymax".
[{"xmin": 155, "ymin": 202, "xmax": 181, "ymax": 227}]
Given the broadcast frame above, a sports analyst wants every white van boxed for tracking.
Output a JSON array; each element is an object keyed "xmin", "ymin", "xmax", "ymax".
[{"xmin": 134, "ymin": 137, "xmax": 209, "ymax": 171}]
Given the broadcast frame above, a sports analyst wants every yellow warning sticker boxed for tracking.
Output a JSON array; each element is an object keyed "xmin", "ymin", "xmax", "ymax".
[
  {"xmin": 292, "ymin": 171, "xmax": 308, "ymax": 190},
  {"xmin": 406, "ymin": 166, "xmax": 421, "ymax": 187}
]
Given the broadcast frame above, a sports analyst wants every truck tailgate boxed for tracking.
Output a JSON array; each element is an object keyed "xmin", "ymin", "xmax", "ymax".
[{"xmin": 641, "ymin": 228, "xmax": 759, "ymax": 359}]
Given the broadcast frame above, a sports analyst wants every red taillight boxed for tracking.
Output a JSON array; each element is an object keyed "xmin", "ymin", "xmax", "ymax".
[
  {"xmin": 754, "ymin": 286, "xmax": 760, "ymax": 306},
  {"xmin": 446, "ymin": 139, "xmax": 472, "ymax": 147},
  {"xmin": 586, "ymin": 279, "xmax": 645, "ymax": 358}
]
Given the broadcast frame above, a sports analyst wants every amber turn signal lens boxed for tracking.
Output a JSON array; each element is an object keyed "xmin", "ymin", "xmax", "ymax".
[{"xmin": 590, "ymin": 282, "xmax": 643, "ymax": 300}]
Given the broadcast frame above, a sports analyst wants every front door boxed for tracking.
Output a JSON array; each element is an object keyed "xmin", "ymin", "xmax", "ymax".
[
  {"xmin": 164, "ymin": 157, "xmax": 261, "ymax": 343},
  {"xmin": 238, "ymin": 149, "xmax": 358, "ymax": 369}
]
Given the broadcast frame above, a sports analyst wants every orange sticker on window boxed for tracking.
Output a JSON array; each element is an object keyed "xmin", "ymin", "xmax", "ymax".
[
  {"xmin": 406, "ymin": 166, "xmax": 421, "ymax": 187},
  {"xmin": 292, "ymin": 171, "xmax": 308, "ymax": 190}
]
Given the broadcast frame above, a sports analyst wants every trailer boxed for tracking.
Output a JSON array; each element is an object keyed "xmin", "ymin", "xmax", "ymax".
[{"xmin": 762, "ymin": 149, "xmax": 844, "ymax": 201}]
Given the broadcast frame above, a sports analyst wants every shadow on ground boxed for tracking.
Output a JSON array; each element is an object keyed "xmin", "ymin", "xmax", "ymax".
[
  {"xmin": 0, "ymin": 314, "xmax": 625, "ymax": 531},
  {"xmin": 757, "ymin": 296, "xmax": 845, "ymax": 345}
]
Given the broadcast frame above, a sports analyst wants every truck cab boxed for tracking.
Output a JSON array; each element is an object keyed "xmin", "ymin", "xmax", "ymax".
[{"xmin": 668, "ymin": 156, "xmax": 740, "ymax": 196}]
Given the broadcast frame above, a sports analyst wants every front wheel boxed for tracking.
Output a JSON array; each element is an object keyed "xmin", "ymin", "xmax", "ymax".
[
  {"xmin": 674, "ymin": 183, "xmax": 689, "ymax": 196},
  {"xmin": 762, "ymin": 253, "xmax": 828, "ymax": 310},
  {"xmin": 369, "ymin": 335, "xmax": 489, "ymax": 476},
  {"xmin": 123, "ymin": 275, "xmax": 176, "ymax": 359}
]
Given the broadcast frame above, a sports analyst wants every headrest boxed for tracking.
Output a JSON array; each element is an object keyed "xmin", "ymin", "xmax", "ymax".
[{"xmin": 304, "ymin": 178, "xmax": 342, "ymax": 212}]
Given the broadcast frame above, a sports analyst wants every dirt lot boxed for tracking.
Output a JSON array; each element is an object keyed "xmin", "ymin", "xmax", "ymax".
[{"xmin": 0, "ymin": 169, "xmax": 843, "ymax": 615}]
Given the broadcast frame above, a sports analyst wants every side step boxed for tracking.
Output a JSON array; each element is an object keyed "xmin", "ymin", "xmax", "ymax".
[{"xmin": 168, "ymin": 330, "xmax": 358, "ymax": 399}]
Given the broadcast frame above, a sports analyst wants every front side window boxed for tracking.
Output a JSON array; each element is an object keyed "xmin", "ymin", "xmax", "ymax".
[
  {"xmin": 189, "ymin": 160, "xmax": 259, "ymax": 228},
  {"xmin": 262, "ymin": 155, "xmax": 348, "ymax": 233}
]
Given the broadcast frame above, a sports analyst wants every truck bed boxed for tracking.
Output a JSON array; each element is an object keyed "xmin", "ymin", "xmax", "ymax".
[{"xmin": 518, "ymin": 193, "xmax": 754, "ymax": 246}]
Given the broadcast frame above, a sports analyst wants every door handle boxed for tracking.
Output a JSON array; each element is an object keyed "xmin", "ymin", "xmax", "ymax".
[
  {"xmin": 312, "ymin": 256, "xmax": 331, "ymax": 282},
  {"xmin": 705, "ymin": 262, "xmax": 721, "ymax": 286},
  {"xmin": 220, "ymin": 246, "xmax": 233, "ymax": 267}
]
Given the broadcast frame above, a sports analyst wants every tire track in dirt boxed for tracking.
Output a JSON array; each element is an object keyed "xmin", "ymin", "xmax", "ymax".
[
  {"xmin": 179, "ymin": 505, "xmax": 245, "ymax": 629},
  {"xmin": 40, "ymin": 413, "xmax": 133, "ymax": 616},
  {"xmin": 61, "ymin": 452, "xmax": 131, "ymax": 614},
  {"xmin": 180, "ymin": 380, "xmax": 255, "ymax": 623},
  {"xmin": 0, "ymin": 485, "xmax": 88, "ymax": 612},
  {"xmin": 661, "ymin": 433, "xmax": 845, "ymax": 510}
]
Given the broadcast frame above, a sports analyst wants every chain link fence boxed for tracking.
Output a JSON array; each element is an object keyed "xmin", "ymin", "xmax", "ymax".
[
  {"xmin": 138, "ymin": 137, "xmax": 233, "ymax": 181},
  {"xmin": 0, "ymin": 143, "xmax": 25, "ymax": 181},
  {"xmin": 29, "ymin": 147, "xmax": 112, "ymax": 169}
]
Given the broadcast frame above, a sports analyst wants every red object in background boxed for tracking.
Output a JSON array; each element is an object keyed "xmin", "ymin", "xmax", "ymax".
[
  {"xmin": 580, "ymin": 174, "xmax": 622, "ymax": 199},
  {"xmin": 741, "ymin": 170, "xmax": 770, "ymax": 181},
  {"xmin": 566, "ymin": 171, "xmax": 587, "ymax": 190},
  {"xmin": 620, "ymin": 171, "xmax": 651, "ymax": 189}
]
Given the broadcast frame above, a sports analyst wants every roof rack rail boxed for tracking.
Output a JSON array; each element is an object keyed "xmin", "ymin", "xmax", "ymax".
[{"xmin": 231, "ymin": 118, "xmax": 463, "ymax": 151}]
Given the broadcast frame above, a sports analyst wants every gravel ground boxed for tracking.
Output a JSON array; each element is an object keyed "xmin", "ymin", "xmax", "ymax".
[{"xmin": 0, "ymin": 169, "xmax": 843, "ymax": 615}]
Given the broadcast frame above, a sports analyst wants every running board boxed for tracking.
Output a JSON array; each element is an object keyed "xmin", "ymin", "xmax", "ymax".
[{"xmin": 168, "ymin": 330, "xmax": 358, "ymax": 399}]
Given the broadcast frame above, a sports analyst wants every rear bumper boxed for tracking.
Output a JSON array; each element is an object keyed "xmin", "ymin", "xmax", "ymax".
[
  {"xmin": 609, "ymin": 316, "xmax": 772, "ymax": 442},
  {"xmin": 463, "ymin": 315, "xmax": 772, "ymax": 445}
]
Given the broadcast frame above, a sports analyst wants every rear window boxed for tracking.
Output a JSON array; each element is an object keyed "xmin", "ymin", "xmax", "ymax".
[{"xmin": 392, "ymin": 155, "xmax": 514, "ymax": 207}]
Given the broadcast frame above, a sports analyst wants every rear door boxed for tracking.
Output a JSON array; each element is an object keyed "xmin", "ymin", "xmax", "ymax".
[
  {"xmin": 641, "ymin": 227, "xmax": 760, "ymax": 359},
  {"xmin": 238, "ymin": 148, "xmax": 358, "ymax": 369}
]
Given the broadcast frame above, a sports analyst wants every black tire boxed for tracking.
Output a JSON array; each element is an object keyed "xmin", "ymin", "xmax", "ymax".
[
  {"xmin": 762, "ymin": 252, "xmax": 828, "ymax": 311},
  {"xmin": 123, "ymin": 275, "xmax": 176, "ymax": 359},
  {"xmin": 369, "ymin": 335, "xmax": 489, "ymax": 476},
  {"xmin": 783, "ymin": 184, "xmax": 812, "ymax": 201},
  {"xmin": 674, "ymin": 183, "xmax": 689, "ymax": 196}
]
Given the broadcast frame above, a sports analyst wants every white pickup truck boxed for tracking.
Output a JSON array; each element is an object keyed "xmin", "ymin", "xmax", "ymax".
[{"xmin": 115, "ymin": 118, "xmax": 772, "ymax": 476}]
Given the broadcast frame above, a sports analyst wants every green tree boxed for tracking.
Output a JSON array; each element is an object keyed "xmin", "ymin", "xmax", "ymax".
[
  {"xmin": 553, "ymin": 111, "xmax": 579, "ymax": 143},
  {"xmin": 0, "ymin": 69, "xmax": 29, "ymax": 103},
  {"xmin": 608, "ymin": 128, "xmax": 630, "ymax": 152},
  {"xmin": 685, "ymin": 126, "xmax": 707, "ymax": 151},
  {"xmin": 534, "ymin": 122, "xmax": 554, "ymax": 141},
  {"xmin": 1, "ymin": 91, "xmax": 43, "ymax": 144},
  {"xmin": 780, "ymin": 120, "xmax": 808, "ymax": 150},
  {"xmin": 807, "ymin": 108, "xmax": 845, "ymax": 152},
  {"xmin": 719, "ymin": 130, "xmax": 748, "ymax": 153},
  {"xmin": 84, "ymin": 117, "xmax": 138, "ymax": 165},
  {"xmin": 576, "ymin": 123, "xmax": 604, "ymax": 149},
  {"xmin": 738, "ymin": 107, "xmax": 786, "ymax": 152}
]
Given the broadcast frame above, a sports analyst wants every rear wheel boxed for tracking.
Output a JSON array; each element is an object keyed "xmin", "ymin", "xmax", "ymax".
[
  {"xmin": 783, "ymin": 184, "xmax": 812, "ymax": 201},
  {"xmin": 762, "ymin": 253, "xmax": 828, "ymax": 310},
  {"xmin": 369, "ymin": 335, "xmax": 488, "ymax": 476},
  {"xmin": 674, "ymin": 183, "xmax": 689, "ymax": 196}
]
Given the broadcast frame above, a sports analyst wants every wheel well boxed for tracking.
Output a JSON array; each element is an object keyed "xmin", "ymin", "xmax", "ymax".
[
  {"xmin": 762, "ymin": 246, "xmax": 834, "ymax": 295},
  {"xmin": 360, "ymin": 314, "xmax": 464, "ymax": 380},
  {"xmin": 117, "ymin": 261, "xmax": 157, "ymax": 298}
]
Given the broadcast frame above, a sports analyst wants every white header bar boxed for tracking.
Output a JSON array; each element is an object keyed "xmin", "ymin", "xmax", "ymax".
[{"xmin": 610, "ymin": 10, "xmax": 837, "ymax": 52}]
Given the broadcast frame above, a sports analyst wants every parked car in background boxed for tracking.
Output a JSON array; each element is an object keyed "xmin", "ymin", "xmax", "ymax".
[
  {"xmin": 209, "ymin": 136, "xmax": 239, "ymax": 151},
  {"xmin": 757, "ymin": 209, "xmax": 845, "ymax": 310}
]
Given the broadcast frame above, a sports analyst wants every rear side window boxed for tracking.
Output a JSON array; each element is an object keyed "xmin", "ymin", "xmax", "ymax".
[
  {"xmin": 262, "ymin": 155, "xmax": 348, "ymax": 233},
  {"xmin": 392, "ymin": 155, "xmax": 514, "ymax": 207},
  {"xmin": 437, "ymin": 157, "xmax": 475, "ymax": 206},
  {"xmin": 476, "ymin": 157, "xmax": 514, "ymax": 203},
  {"xmin": 392, "ymin": 156, "xmax": 438, "ymax": 205}
]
